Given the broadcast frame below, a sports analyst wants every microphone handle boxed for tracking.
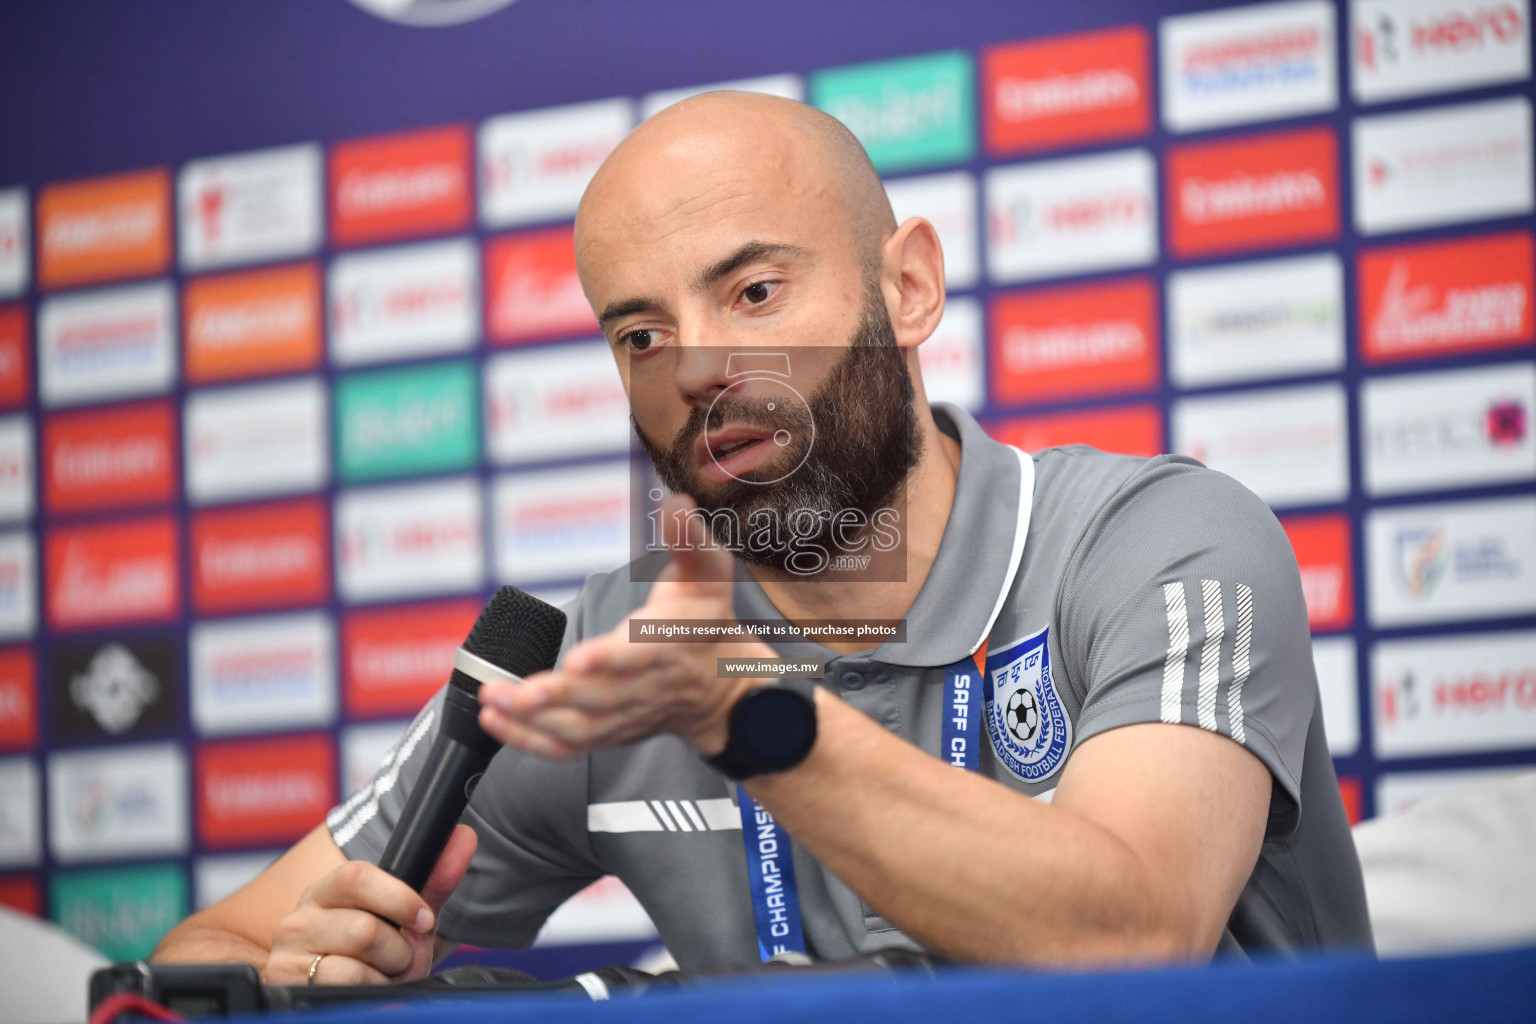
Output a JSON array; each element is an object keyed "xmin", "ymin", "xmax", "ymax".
[{"xmin": 376, "ymin": 680, "xmax": 500, "ymax": 892}]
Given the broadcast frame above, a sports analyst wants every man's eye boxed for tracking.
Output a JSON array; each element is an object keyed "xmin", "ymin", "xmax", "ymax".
[
  {"xmin": 742, "ymin": 281, "xmax": 775, "ymax": 305},
  {"xmin": 623, "ymin": 330, "xmax": 655, "ymax": 352}
]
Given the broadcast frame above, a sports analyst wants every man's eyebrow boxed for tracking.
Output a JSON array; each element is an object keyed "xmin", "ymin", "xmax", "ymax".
[
  {"xmin": 694, "ymin": 241, "xmax": 813, "ymax": 293},
  {"xmin": 597, "ymin": 297, "xmax": 664, "ymax": 328}
]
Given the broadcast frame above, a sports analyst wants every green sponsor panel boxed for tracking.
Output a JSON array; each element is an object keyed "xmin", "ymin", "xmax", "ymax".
[
  {"xmin": 811, "ymin": 51, "xmax": 975, "ymax": 172},
  {"xmin": 51, "ymin": 863, "xmax": 188, "ymax": 962},
  {"xmin": 337, "ymin": 359, "xmax": 480, "ymax": 482}
]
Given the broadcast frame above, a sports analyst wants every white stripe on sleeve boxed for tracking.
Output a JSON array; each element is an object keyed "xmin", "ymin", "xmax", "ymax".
[
  {"xmin": 1161, "ymin": 582, "xmax": 1191, "ymax": 724},
  {"xmin": 1230, "ymin": 584, "xmax": 1253, "ymax": 745},
  {"xmin": 1198, "ymin": 579, "xmax": 1224, "ymax": 732}
]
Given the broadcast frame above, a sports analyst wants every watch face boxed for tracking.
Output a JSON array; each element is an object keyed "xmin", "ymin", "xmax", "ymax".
[{"xmin": 740, "ymin": 686, "xmax": 817, "ymax": 768}]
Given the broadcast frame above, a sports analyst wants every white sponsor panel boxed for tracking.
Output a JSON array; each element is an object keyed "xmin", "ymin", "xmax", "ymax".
[
  {"xmin": 1353, "ymin": 96, "xmax": 1535, "ymax": 235},
  {"xmin": 194, "ymin": 851, "xmax": 280, "ymax": 910},
  {"xmin": 1168, "ymin": 253, "xmax": 1345, "ymax": 388},
  {"xmin": 1366, "ymin": 495, "xmax": 1536, "ymax": 625},
  {"xmin": 0, "ymin": 757, "xmax": 39, "ymax": 868},
  {"xmin": 1161, "ymin": 0, "xmax": 1338, "ymax": 133},
  {"xmin": 1373, "ymin": 628, "xmax": 1536, "ymax": 757},
  {"xmin": 918, "ymin": 296, "xmax": 984, "ymax": 413},
  {"xmin": 0, "ymin": 187, "xmax": 28, "ymax": 298},
  {"xmin": 38, "ymin": 281, "xmax": 177, "ymax": 407},
  {"xmin": 341, "ymin": 720, "xmax": 411, "ymax": 796},
  {"xmin": 1352, "ymin": 0, "xmax": 1532, "ymax": 104},
  {"xmin": 480, "ymin": 98, "xmax": 634, "ymax": 228},
  {"xmin": 0, "ymin": 415, "xmax": 34, "ymax": 522},
  {"xmin": 535, "ymin": 875, "xmax": 660, "ymax": 946},
  {"xmin": 1314, "ymin": 635, "xmax": 1360, "ymax": 757},
  {"xmin": 328, "ymin": 237, "xmax": 479, "ymax": 366},
  {"xmin": 0, "ymin": 531, "xmax": 36, "ymax": 641},
  {"xmin": 178, "ymin": 144, "xmax": 323, "ymax": 271},
  {"xmin": 885, "ymin": 171, "xmax": 979, "ymax": 290},
  {"xmin": 494, "ymin": 462, "xmax": 631, "ymax": 585},
  {"xmin": 1376, "ymin": 766, "xmax": 1531, "ymax": 816},
  {"xmin": 484, "ymin": 340, "xmax": 630, "ymax": 465},
  {"xmin": 986, "ymin": 149, "xmax": 1158, "ymax": 284},
  {"xmin": 185, "ymin": 377, "xmax": 328, "ymax": 504},
  {"xmin": 1362, "ymin": 361, "xmax": 1536, "ymax": 496},
  {"xmin": 336, "ymin": 477, "xmax": 484, "ymax": 602},
  {"xmin": 642, "ymin": 73, "xmax": 804, "ymax": 119},
  {"xmin": 1172, "ymin": 382, "xmax": 1349, "ymax": 508},
  {"xmin": 191, "ymin": 612, "xmax": 337, "ymax": 736},
  {"xmin": 47, "ymin": 742, "xmax": 188, "ymax": 863}
]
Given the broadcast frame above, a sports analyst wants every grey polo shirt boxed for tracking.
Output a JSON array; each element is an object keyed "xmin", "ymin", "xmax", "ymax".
[{"xmin": 327, "ymin": 403, "xmax": 1373, "ymax": 967}]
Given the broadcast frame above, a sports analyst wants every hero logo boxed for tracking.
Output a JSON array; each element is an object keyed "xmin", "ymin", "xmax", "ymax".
[
  {"xmin": 985, "ymin": 148, "xmax": 1157, "ymax": 284},
  {"xmin": 1373, "ymin": 629, "xmax": 1536, "ymax": 757},
  {"xmin": 1160, "ymin": 0, "xmax": 1338, "ymax": 133},
  {"xmin": 0, "ymin": 416, "xmax": 33, "ymax": 523},
  {"xmin": 178, "ymin": 145, "xmax": 322, "ymax": 271},
  {"xmin": 328, "ymin": 238, "xmax": 478, "ymax": 366},
  {"xmin": 336, "ymin": 478, "xmax": 484, "ymax": 603},
  {"xmin": 0, "ymin": 188, "xmax": 27, "ymax": 297},
  {"xmin": 191, "ymin": 612, "xmax": 335, "ymax": 736},
  {"xmin": 480, "ymin": 98, "xmax": 633, "ymax": 228},
  {"xmin": 0, "ymin": 532, "xmax": 35, "ymax": 640},
  {"xmin": 1360, "ymin": 232, "xmax": 1534, "ymax": 362},
  {"xmin": 1354, "ymin": 0, "xmax": 1531, "ymax": 103},
  {"xmin": 485, "ymin": 340, "xmax": 630, "ymax": 464}
]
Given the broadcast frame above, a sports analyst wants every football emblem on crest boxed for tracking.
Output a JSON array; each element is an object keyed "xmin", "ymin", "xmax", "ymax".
[{"xmin": 984, "ymin": 627, "xmax": 1073, "ymax": 784}]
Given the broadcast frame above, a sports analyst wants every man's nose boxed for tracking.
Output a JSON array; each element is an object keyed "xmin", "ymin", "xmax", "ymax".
[{"xmin": 673, "ymin": 322, "xmax": 734, "ymax": 409}]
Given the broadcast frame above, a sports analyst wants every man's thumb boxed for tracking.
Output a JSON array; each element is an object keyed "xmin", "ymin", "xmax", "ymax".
[
  {"xmin": 420, "ymin": 823, "xmax": 477, "ymax": 919},
  {"xmin": 660, "ymin": 494, "xmax": 734, "ymax": 585}
]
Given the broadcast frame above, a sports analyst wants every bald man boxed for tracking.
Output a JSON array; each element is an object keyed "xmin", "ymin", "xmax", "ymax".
[{"xmin": 154, "ymin": 93, "xmax": 1371, "ymax": 982}]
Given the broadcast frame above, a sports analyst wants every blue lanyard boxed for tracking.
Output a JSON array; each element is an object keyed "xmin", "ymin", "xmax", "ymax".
[{"xmin": 738, "ymin": 648, "xmax": 986, "ymax": 961}]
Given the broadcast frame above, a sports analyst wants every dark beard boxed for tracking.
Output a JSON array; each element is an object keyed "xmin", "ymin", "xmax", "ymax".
[{"xmin": 632, "ymin": 287, "xmax": 923, "ymax": 577}]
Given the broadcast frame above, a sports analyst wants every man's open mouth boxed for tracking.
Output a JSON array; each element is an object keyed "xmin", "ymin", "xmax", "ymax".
[{"xmin": 698, "ymin": 427, "xmax": 779, "ymax": 482}]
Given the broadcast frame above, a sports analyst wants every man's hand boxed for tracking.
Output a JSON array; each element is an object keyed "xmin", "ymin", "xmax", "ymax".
[
  {"xmin": 477, "ymin": 495, "xmax": 775, "ymax": 758},
  {"xmin": 262, "ymin": 824, "xmax": 475, "ymax": 985}
]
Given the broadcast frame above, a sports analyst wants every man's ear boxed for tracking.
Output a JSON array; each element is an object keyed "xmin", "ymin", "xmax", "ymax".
[{"xmin": 881, "ymin": 217, "xmax": 946, "ymax": 352}]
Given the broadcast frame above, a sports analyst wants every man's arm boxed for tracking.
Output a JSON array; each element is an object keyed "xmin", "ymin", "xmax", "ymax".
[{"xmin": 152, "ymin": 823, "xmax": 471, "ymax": 984}]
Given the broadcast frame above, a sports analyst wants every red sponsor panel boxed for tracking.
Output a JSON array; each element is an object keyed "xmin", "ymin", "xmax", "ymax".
[
  {"xmin": 330, "ymin": 125, "xmax": 472, "ymax": 247},
  {"xmin": 45, "ymin": 515, "xmax": 181, "ymax": 630},
  {"xmin": 343, "ymin": 599, "xmax": 480, "ymax": 718},
  {"xmin": 0, "ymin": 306, "xmax": 29, "ymax": 408},
  {"xmin": 196, "ymin": 733, "xmax": 337, "ymax": 848},
  {"xmin": 983, "ymin": 25, "xmax": 1151, "ymax": 155},
  {"xmin": 987, "ymin": 403, "xmax": 1164, "ymax": 456},
  {"xmin": 1167, "ymin": 126, "xmax": 1339, "ymax": 258},
  {"xmin": 0, "ymin": 648, "xmax": 36, "ymax": 751},
  {"xmin": 1338, "ymin": 777, "xmax": 1363, "ymax": 827},
  {"xmin": 485, "ymin": 226, "xmax": 599, "ymax": 345},
  {"xmin": 990, "ymin": 277, "xmax": 1159, "ymax": 405},
  {"xmin": 1280, "ymin": 513, "xmax": 1354, "ymax": 634},
  {"xmin": 42, "ymin": 400, "xmax": 177, "ymax": 514},
  {"xmin": 1358, "ymin": 231, "xmax": 1536, "ymax": 364},
  {"xmin": 0, "ymin": 875, "xmax": 39, "ymax": 916},
  {"xmin": 191, "ymin": 498, "xmax": 329, "ymax": 614}
]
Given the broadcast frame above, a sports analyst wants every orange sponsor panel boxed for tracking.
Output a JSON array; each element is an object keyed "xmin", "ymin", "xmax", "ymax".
[
  {"xmin": 330, "ymin": 124, "xmax": 472, "ymax": 247},
  {"xmin": 987, "ymin": 403, "xmax": 1164, "ymax": 457},
  {"xmin": 43, "ymin": 400, "xmax": 177, "ymax": 514},
  {"xmin": 196, "ymin": 733, "xmax": 337, "ymax": 848},
  {"xmin": 485, "ymin": 226, "xmax": 599, "ymax": 344},
  {"xmin": 1358, "ymin": 231, "xmax": 1536, "ymax": 364},
  {"xmin": 1280, "ymin": 512, "xmax": 1354, "ymax": 633},
  {"xmin": 38, "ymin": 168, "xmax": 171, "ymax": 288},
  {"xmin": 45, "ymin": 515, "xmax": 181, "ymax": 630},
  {"xmin": 990, "ymin": 276, "xmax": 1159, "ymax": 405},
  {"xmin": 343, "ymin": 598, "xmax": 480, "ymax": 717},
  {"xmin": 191, "ymin": 498, "xmax": 330, "ymax": 614},
  {"xmin": 0, "ymin": 306, "xmax": 29, "ymax": 408},
  {"xmin": 184, "ymin": 262, "xmax": 322, "ymax": 383},
  {"xmin": 0, "ymin": 647, "xmax": 36, "ymax": 751},
  {"xmin": 1167, "ymin": 126, "xmax": 1339, "ymax": 258},
  {"xmin": 983, "ymin": 25, "xmax": 1151, "ymax": 156}
]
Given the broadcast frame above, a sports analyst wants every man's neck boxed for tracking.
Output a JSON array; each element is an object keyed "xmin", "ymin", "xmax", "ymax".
[{"xmin": 747, "ymin": 404, "xmax": 963, "ymax": 654}]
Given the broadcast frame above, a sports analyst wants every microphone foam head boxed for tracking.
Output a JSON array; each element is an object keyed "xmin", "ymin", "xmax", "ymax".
[{"xmin": 463, "ymin": 586, "xmax": 568, "ymax": 679}]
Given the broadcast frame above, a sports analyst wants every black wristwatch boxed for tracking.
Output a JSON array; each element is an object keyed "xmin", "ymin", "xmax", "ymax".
[{"xmin": 706, "ymin": 678, "xmax": 819, "ymax": 780}]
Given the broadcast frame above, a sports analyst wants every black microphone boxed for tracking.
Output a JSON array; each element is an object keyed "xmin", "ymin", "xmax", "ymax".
[{"xmin": 376, "ymin": 586, "xmax": 566, "ymax": 892}]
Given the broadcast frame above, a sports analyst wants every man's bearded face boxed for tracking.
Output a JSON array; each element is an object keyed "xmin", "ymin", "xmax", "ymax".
[{"xmin": 632, "ymin": 286, "xmax": 923, "ymax": 576}]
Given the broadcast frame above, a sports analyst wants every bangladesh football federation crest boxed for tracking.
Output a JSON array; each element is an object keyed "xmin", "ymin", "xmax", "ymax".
[{"xmin": 984, "ymin": 627, "xmax": 1072, "ymax": 784}]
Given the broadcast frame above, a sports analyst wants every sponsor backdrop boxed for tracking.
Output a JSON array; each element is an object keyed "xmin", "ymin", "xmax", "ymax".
[{"xmin": 1, "ymin": 0, "xmax": 1534, "ymax": 971}]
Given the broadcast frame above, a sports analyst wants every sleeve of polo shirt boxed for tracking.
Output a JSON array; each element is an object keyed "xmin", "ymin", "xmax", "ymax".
[
  {"xmin": 1054, "ymin": 457, "xmax": 1316, "ymax": 838},
  {"xmin": 324, "ymin": 597, "xmax": 604, "ymax": 949}
]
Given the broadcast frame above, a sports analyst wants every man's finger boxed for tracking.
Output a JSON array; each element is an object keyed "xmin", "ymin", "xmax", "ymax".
[
  {"xmin": 307, "ymin": 953, "xmax": 393, "ymax": 987},
  {"xmin": 659, "ymin": 494, "xmax": 736, "ymax": 589},
  {"xmin": 421, "ymin": 824, "xmax": 477, "ymax": 918},
  {"xmin": 478, "ymin": 705, "xmax": 578, "ymax": 759},
  {"xmin": 306, "ymin": 861, "xmax": 432, "ymax": 932}
]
